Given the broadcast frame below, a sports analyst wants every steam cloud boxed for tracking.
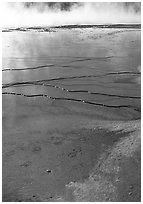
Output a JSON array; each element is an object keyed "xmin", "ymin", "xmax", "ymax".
[{"xmin": 2, "ymin": 2, "xmax": 141, "ymax": 28}]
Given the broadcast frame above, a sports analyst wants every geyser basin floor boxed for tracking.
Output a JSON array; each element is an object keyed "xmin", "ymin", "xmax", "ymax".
[{"xmin": 2, "ymin": 26, "xmax": 141, "ymax": 201}]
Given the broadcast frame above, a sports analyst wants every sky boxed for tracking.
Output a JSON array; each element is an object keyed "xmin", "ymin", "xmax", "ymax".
[{"xmin": 2, "ymin": 2, "xmax": 141, "ymax": 28}]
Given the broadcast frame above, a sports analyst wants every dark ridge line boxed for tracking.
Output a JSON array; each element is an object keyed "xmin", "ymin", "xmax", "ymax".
[
  {"xmin": 2, "ymin": 64, "xmax": 83, "ymax": 70},
  {"xmin": 2, "ymin": 92, "xmax": 141, "ymax": 112},
  {"xmin": 2, "ymin": 65, "xmax": 82, "ymax": 71},
  {"xmin": 69, "ymin": 90, "xmax": 141, "ymax": 99},
  {"xmin": 35, "ymin": 82, "xmax": 140, "ymax": 91},
  {"xmin": 3, "ymin": 80, "xmax": 139, "ymax": 92},
  {"xmin": 2, "ymin": 27, "xmax": 56, "ymax": 33},
  {"xmin": 2, "ymin": 56, "xmax": 113, "ymax": 72},
  {"xmin": 2, "ymin": 64, "xmax": 55, "ymax": 71},
  {"xmin": 2, "ymin": 24, "xmax": 141, "ymax": 32},
  {"xmin": 2, "ymin": 81, "xmax": 140, "ymax": 99},
  {"xmin": 2, "ymin": 71, "xmax": 140, "ymax": 89},
  {"xmin": 59, "ymin": 82, "xmax": 140, "ymax": 90},
  {"xmin": 52, "ymin": 24, "xmax": 141, "ymax": 29}
]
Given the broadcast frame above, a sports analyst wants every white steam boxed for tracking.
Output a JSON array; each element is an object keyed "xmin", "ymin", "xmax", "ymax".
[{"xmin": 2, "ymin": 2, "xmax": 141, "ymax": 28}]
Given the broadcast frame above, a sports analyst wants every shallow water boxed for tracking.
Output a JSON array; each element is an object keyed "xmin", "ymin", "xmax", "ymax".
[
  {"xmin": 2, "ymin": 28, "xmax": 141, "ymax": 120},
  {"xmin": 2, "ymin": 28, "xmax": 141, "ymax": 201}
]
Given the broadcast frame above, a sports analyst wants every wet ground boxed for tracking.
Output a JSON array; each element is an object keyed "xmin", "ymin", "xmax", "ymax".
[{"xmin": 2, "ymin": 26, "xmax": 141, "ymax": 201}]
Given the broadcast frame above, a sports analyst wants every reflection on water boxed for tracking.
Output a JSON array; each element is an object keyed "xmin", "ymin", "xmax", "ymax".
[{"xmin": 2, "ymin": 28, "xmax": 141, "ymax": 119}]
